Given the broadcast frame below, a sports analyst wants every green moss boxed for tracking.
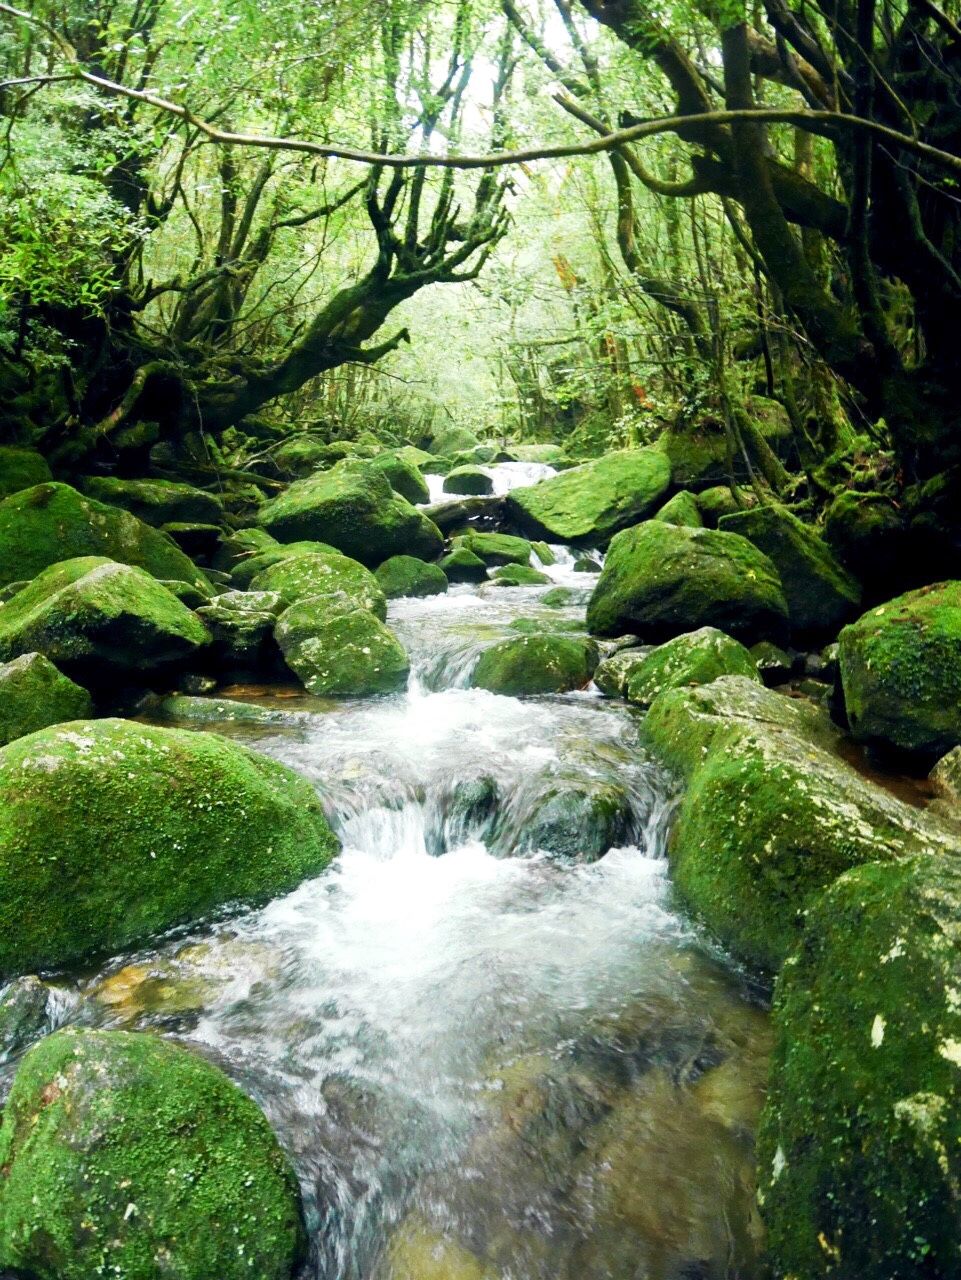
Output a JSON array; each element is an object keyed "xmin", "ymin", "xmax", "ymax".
[
  {"xmin": 275, "ymin": 601, "xmax": 409, "ymax": 696},
  {"xmin": 696, "ymin": 485, "xmax": 748, "ymax": 527},
  {"xmin": 391, "ymin": 444, "xmax": 436, "ymax": 474},
  {"xmin": 375, "ymin": 554, "xmax": 448, "ymax": 599},
  {"xmin": 443, "ymin": 465, "xmax": 493, "ymax": 496},
  {"xmin": 0, "ymin": 652, "xmax": 92, "ymax": 746},
  {"xmin": 0, "ymin": 483, "xmax": 210, "ymax": 591},
  {"xmin": 368, "ymin": 452, "xmax": 431, "ymax": 504},
  {"xmin": 586, "ymin": 520, "xmax": 788, "ymax": 644},
  {"xmin": 0, "ymin": 717, "xmax": 338, "ymax": 975},
  {"xmin": 0, "ymin": 1028, "xmax": 306, "ymax": 1280},
  {"xmin": 250, "ymin": 551, "xmax": 386, "ymax": 618},
  {"xmin": 211, "ymin": 526, "xmax": 278, "ymax": 574},
  {"xmin": 624, "ymin": 626, "xmax": 759, "ymax": 708},
  {"xmin": 719, "ymin": 504, "xmax": 860, "ymax": 640},
  {"xmin": 839, "ymin": 583, "xmax": 961, "ymax": 760},
  {"xmin": 258, "ymin": 460, "xmax": 442, "ymax": 565},
  {"xmin": 0, "ymin": 448, "xmax": 51, "ymax": 499},
  {"xmin": 541, "ymin": 586, "xmax": 578, "ymax": 608},
  {"xmin": 593, "ymin": 646, "xmax": 652, "ymax": 697},
  {"xmin": 505, "ymin": 448, "xmax": 671, "ymax": 544},
  {"xmin": 81, "ymin": 476, "xmax": 224, "ymax": 527},
  {"xmin": 656, "ymin": 403, "xmax": 789, "ymax": 490},
  {"xmin": 455, "ymin": 531, "xmax": 532, "ymax": 566},
  {"xmin": 196, "ymin": 590, "xmax": 282, "ymax": 669},
  {"xmin": 759, "ymin": 856, "xmax": 961, "ymax": 1278},
  {"xmin": 471, "ymin": 634, "xmax": 598, "ymax": 695},
  {"xmin": 651, "ymin": 490, "xmax": 703, "ymax": 528},
  {"xmin": 229, "ymin": 539, "xmax": 342, "ymax": 588},
  {"xmin": 438, "ymin": 546, "xmax": 488, "ymax": 582},
  {"xmin": 511, "ymin": 443, "xmax": 570, "ymax": 466},
  {"xmin": 0, "ymin": 557, "xmax": 210, "ymax": 677},
  {"xmin": 491, "ymin": 563, "xmax": 550, "ymax": 586},
  {"xmin": 823, "ymin": 488, "xmax": 906, "ymax": 579}
]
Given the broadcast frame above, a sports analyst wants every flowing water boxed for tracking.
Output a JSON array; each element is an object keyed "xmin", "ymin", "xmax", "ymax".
[{"xmin": 0, "ymin": 468, "xmax": 771, "ymax": 1280}]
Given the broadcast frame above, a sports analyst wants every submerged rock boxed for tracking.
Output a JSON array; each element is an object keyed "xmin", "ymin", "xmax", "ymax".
[
  {"xmin": 251, "ymin": 550, "xmax": 386, "ymax": 618},
  {"xmin": 81, "ymin": 475, "xmax": 224, "ymax": 527},
  {"xmin": 258, "ymin": 460, "xmax": 442, "ymax": 566},
  {"xmin": 471, "ymin": 634, "xmax": 598, "ymax": 696},
  {"xmin": 759, "ymin": 855, "xmax": 961, "ymax": 1279},
  {"xmin": 839, "ymin": 582, "xmax": 961, "ymax": 761},
  {"xmin": 0, "ymin": 482, "xmax": 209, "ymax": 590},
  {"xmin": 0, "ymin": 1028, "xmax": 306, "ymax": 1280},
  {"xmin": 491, "ymin": 563, "xmax": 550, "ymax": 586},
  {"xmin": 586, "ymin": 521, "xmax": 788, "ymax": 645},
  {"xmin": 0, "ymin": 652, "xmax": 93, "ymax": 746},
  {"xmin": 0, "ymin": 557, "xmax": 210, "ymax": 679},
  {"xmin": 623, "ymin": 627, "xmax": 759, "ymax": 708},
  {"xmin": 517, "ymin": 778, "xmax": 636, "ymax": 860},
  {"xmin": 505, "ymin": 448, "xmax": 671, "ymax": 545},
  {"xmin": 646, "ymin": 677, "xmax": 952, "ymax": 974},
  {"xmin": 276, "ymin": 601, "xmax": 409, "ymax": 697},
  {"xmin": 0, "ymin": 717, "xmax": 338, "ymax": 975},
  {"xmin": 375, "ymin": 554, "xmax": 448, "ymax": 599}
]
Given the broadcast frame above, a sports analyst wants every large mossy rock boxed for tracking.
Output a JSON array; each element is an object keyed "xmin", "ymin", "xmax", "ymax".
[
  {"xmin": 0, "ymin": 558, "xmax": 210, "ymax": 678},
  {"xmin": 587, "ymin": 521, "xmax": 788, "ymax": 644},
  {"xmin": 504, "ymin": 448, "xmax": 671, "ymax": 545},
  {"xmin": 0, "ymin": 652, "xmax": 92, "ymax": 746},
  {"xmin": 646, "ymin": 677, "xmax": 951, "ymax": 974},
  {"xmin": 651, "ymin": 490, "xmax": 703, "ymax": 527},
  {"xmin": 455, "ymin": 531, "xmax": 531, "ymax": 566},
  {"xmin": 427, "ymin": 423, "xmax": 481, "ymax": 456},
  {"xmin": 759, "ymin": 855, "xmax": 961, "ymax": 1279},
  {"xmin": 718, "ymin": 504, "xmax": 861, "ymax": 640},
  {"xmin": 656, "ymin": 401, "xmax": 790, "ymax": 490},
  {"xmin": 0, "ymin": 1028, "xmax": 306, "ymax": 1280},
  {"xmin": 0, "ymin": 448, "xmax": 51, "ymax": 499},
  {"xmin": 250, "ymin": 550, "xmax": 386, "ymax": 618},
  {"xmin": 593, "ymin": 645, "xmax": 652, "ymax": 697},
  {"xmin": 275, "ymin": 601, "xmax": 409, "ymax": 697},
  {"xmin": 0, "ymin": 483, "xmax": 209, "ymax": 590},
  {"xmin": 438, "ymin": 546, "xmax": 488, "ymax": 582},
  {"xmin": 623, "ymin": 626, "xmax": 759, "ymax": 708},
  {"xmin": 257, "ymin": 461, "xmax": 442, "ymax": 566},
  {"xmin": 229, "ymin": 539, "xmax": 341, "ymax": 589},
  {"xmin": 471, "ymin": 634, "xmax": 598, "ymax": 696},
  {"xmin": 839, "ymin": 583, "xmax": 961, "ymax": 761},
  {"xmin": 491, "ymin": 563, "xmax": 550, "ymax": 586},
  {"xmin": 81, "ymin": 476, "xmax": 224, "ymax": 527},
  {"xmin": 823, "ymin": 488, "xmax": 908, "ymax": 586},
  {"xmin": 196, "ymin": 590, "xmax": 283, "ymax": 669},
  {"xmin": 368, "ymin": 451, "xmax": 431, "ymax": 504},
  {"xmin": 375, "ymin": 554, "xmax": 448, "ymax": 599},
  {"xmin": 0, "ymin": 718, "xmax": 338, "ymax": 974},
  {"xmin": 443, "ymin": 465, "xmax": 493, "ymax": 496}
]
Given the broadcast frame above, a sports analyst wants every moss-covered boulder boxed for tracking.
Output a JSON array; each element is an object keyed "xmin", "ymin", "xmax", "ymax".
[
  {"xmin": 652, "ymin": 489, "xmax": 703, "ymax": 527},
  {"xmin": 823, "ymin": 488, "xmax": 911, "ymax": 592},
  {"xmin": 0, "ymin": 652, "xmax": 92, "ymax": 746},
  {"xmin": 196, "ymin": 590, "xmax": 283, "ymax": 669},
  {"xmin": 759, "ymin": 855, "xmax": 961, "ymax": 1279},
  {"xmin": 719, "ymin": 504, "xmax": 861, "ymax": 640},
  {"xmin": 592, "ymin": 645, "xmax": 652, "ymax": 697},
  {"xmin": 656, "ymin": 402, "xmax": 790, "ymax": 490},
  {"xmin": 645, "ymin": 678, "xmax": 952, "ymax": 974},
  {"xmin": 258, "ymin": 461, "xmax": 442, "ymax": 566},
  {"xmin": 392, "ymin": 444, "xmax": 437, "ymax": 474},
  {"xmin": 586, "ymin": 521, "xmax": 788, "ymax": 644},
  {"xmin": 471, "ymin": 634, "xmax": 598, "ymax": 696},
  {"xmin": 443, "ymin": 465, "xmax": 493, "ymax": 496},
  {"xmin": 623, "ymin": 627, "xmax": 759, "ymax": 708},
  {"xmin": 81, "ymin": 476, "xmax": 224, "ymax": 527},
  {"xmin": 375, "ymin": 555, "xmax": 448, "ymax": 599},
  {"xmin": 0, "ymin": 718, "xmax": 338, "ymax": 974},
  {"xmin": 505, "ymin": 448, "xmax": 671, "ymax": 545},
  {"xmin": 250, "ymin": 550, "xmax": 386, "ymax": 618},
  {"xmin": 491, "ymin": 563, "xmax": 550, "ymax": 586},
  {"xmin": 0, "ymin": 448, "xmax": 51, "ymax": 499},
  {"xmin": 275, "ymin": 601, "xmax": 409, "ymax": 697},
  {"xmin": 0, "ymin": 558, "xmax": 210, "ymax": 678},
  {"xmin": 0, "ymin": 483, "xmax": 209, "ymax": 590},
  {"xmin": 511, "ymin": 443, "xmax": 569, "ymax": 466},
  {"xmin": 455, "ymin": 531, "xmax": 532, "ymax": 566},
  {"xmin": 369, "ymin": 451, "xmax": 431, "ymax": 504},
  {"xmin": 696, "ymin": 485, "xmax": 749, "ymax": 527},
  {"xmin": 439, "ymin": 546, "xmax": 488, "ymax": 582},
  {"xmin": 427, "ymin": 423, "xmax": 481, "ymax": 456},
  {"xmin": 838, "ymin": 583, "xmax": 961, "ymax": 761},
  {"xmin": 211, "ymin": 525, "xmax": 278, "ymax": 574},
  {"xmin": 541, "ymin": 586, "xmax": 578, "ymax": 608},
  {"xmin": 229, "ymin": 539, "xmax": 342, "ymax": 589},
  {"xmin": 0, "ymin": 1028, "xmax": 306, "ymax": 1280}
]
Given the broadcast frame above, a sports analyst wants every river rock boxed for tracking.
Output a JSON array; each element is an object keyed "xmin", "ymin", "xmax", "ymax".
[
  {"xmin": 623, "ymin": 627, "xmax": 759, "ymax": 708},
  {"xmin": 718, "ymin": 504, "xmax": 861, "ymax": 640},
  {"xmin": 455, "ymin": 531, "xmax": 532, "ymax": 566},
  {"xmin": 424, "ymin": 495, "xmax": 506, "ymax": 535},
  {"xmin": 82, "ymin": 475, "xmax": 224, "ymax": 527},
  {"xmin": 276, "ymin": 601, "xmax": 409, "ymax": 697},
  {"xmin": 491, "ymin": 563, "xmax": 550, "ymax": 586},
  {"xmin": 444, "ymin": 465, "xmax": 493, "ymax": 496},
  {"xmin": 0, "ymin": 448, "xmax": 51, "ymax": 499},
  {"xmin": 651, "ymin": 489, "xmax": 703, "ymax": 527},
  {"xmin": 759, "ymin": 855, "xmax": 961, "ymax": 1279},
  {"xmin": 471, "ymin": 634, "xmax": 598, "ymax": 696},
  {"xmin": 439, "ymin": 546, "xmax": 488, "ymax": 582},
  {"xmin": 0, "ymin": 976, "xmax": 49, "ymax": 1062},
  {"xmin": 211, "ymin": 526, "xmax": 278, "ymax": 574},
  {"xmin": 251, "ymin": 550, "xmax": 386, "ymax": 618},
  {"xmin": 196, "ymin": 590, "xmax": 284, "ymax": 669},
  {"xmin": 258, "ymin": 461, "xmax": 442, "ymax": 565},
  {"xmin": 593, "ymin": 645, "xmax": 652, "ymax": 697},
  {"xmin": 0, "ymin": 1028, "xmax": 306, "ymax": 1280},
  {"xmin": 392, "ymin": 444, "xmax": 437, "ymax": 474},
  {"xmin": 0, "ymin": 717, "xmax": 338, "ymax": 974},
  {"xmin": 586, "ymin": 521, "xmax": 788, "ymax": 644},
  {"xmin": 839, "ymin": 583, "xmax": 961, "ymax": 761},
  {"xmin": 153, "ymin": 694, "xmax": 304, "ymax": 726},
  {"xmin": 376, "ymin": 554, "xmax": 448, "ymax": 599},
  {"xmin": 369, "ymin": 451, "xmax": 431, "ymax": 504},
  {"xmin": 517, "ymin": 778, "xmax": 635, "ymax": 860},
  {"xmin": 505, "ymin": 448, "xmax": 671, "ymax": 545},
  {"xmin": 427, "ymin": 424, "xmax": 481, "ymax": 456},
  {"xmin": 0, "ymin": 652, "xmax": 91, "ymax": 749},
  {"xmin": 645, "ymin": 677, "xmax": 952, "ymax": 974},
  {"xmin": 0, "ymin": 557, "xmax": 210, "ymax": 679},
  {"xmin": 230, "ymin": 539, "xmax": 342, "ymax": 588},
  {"xmin": 0, "ymin": 482, "xmax": 210, "ymax": 590}
]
